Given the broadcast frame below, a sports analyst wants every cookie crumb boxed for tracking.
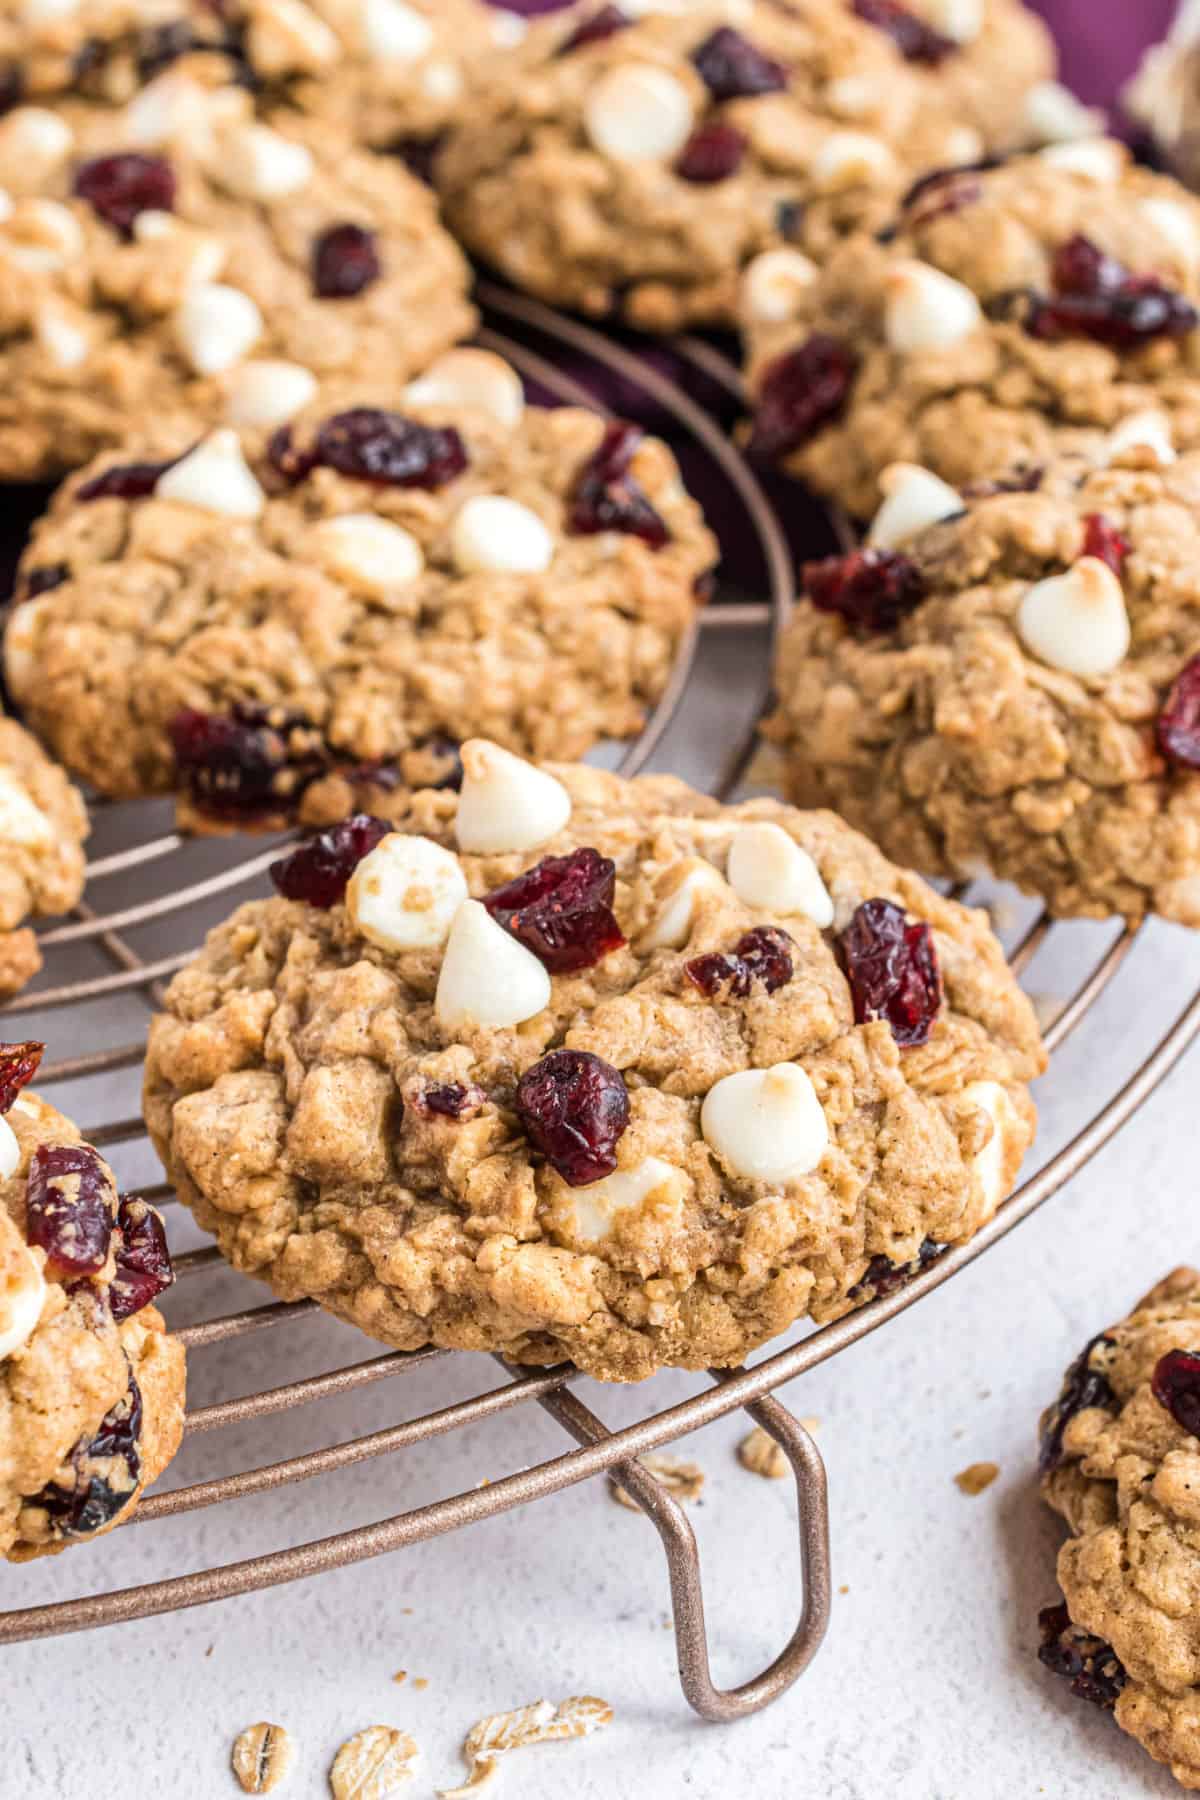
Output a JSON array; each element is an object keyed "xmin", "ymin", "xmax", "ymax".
[
  {"xmin": 839, "ymin": 1585, "xmax": 850, "ymax": 1595},
  {"xmin": 955, "ymin": 1461, "xmax": 1000, "ymax": 1496},
  {"xmin": 737, "ymin": 1426, "xmax": 788, "ymax": 1479},
  {"xmin": 610, "ymin": 1454, "xmax": 705, "ymax": 1508},
  {"xmin": 231, "ymin": 1722, "xmax": 296, "ymax": 1794},
  {"xmin": 437, "ymin": 1696, "xmax": 612, "ymax": 1799},
  {"xmin": 413, "ymin": 1679, "xmax": 429, "ymax": 1692},
  {"xmin": 329, "ymin": 1726, "xmax": 419, "ymax": 1799},
  {"xmin": 393, "ymin": 1672, "xmax": 407, "ymax": 1685}
]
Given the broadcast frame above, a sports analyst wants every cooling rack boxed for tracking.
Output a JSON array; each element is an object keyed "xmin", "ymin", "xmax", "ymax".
[{"xmin": 1, "ymin": 292, "xmax": 1198, "ymax": 1726}]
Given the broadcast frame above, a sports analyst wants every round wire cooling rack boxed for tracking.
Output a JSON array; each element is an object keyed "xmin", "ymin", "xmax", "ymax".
[{"xmin": 1, "ymin": 294, "xmax": 1198, "ymax": 1727}]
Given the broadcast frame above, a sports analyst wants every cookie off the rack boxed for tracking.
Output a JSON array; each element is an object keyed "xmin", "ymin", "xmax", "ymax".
[
  {"xmin": 0, "ymin": 67, "xmax": 474, "ymax": 481},
  {"xmin": 5, "ymin": 360, "xmax": 716, "ymax": 828},
  {"xmin": 142, "ymin": 745, "xmax": 1044, "ymax": 1383},
  {"xmin": 0, "ymin": 1043, "xmax": 184, "ymax": 1561},
  {"xmin": 0, "ymin": 713, "xmax": 88, "ymax": 1000}
]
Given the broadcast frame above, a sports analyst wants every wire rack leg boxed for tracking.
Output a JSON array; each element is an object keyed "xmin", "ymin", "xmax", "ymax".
[{"xmin": 534, "ymin": 1377, "xmax": 831, "ymax": 1722}]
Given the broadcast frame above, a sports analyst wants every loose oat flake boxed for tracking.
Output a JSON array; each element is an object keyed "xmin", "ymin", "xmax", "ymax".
[
  {"xmin": 610, "ymin": 1454, "xmax": 705, "ymax": 1508},
  {"xmin": 329, "ymin": 1725, "xmax": 420, "ymax": 1799},
  {"xmin": 737, "ymin": 1426, "xmax": 788, "ymax": 1480},
  {"xmin": 437, "ymin": 1695, "xmax": 613, "ymax": 1797},
  {"xmin": 231, "ymin": 1722, "xmax": 296, "ymax": 1794},
  {"xmin": 954, "ymin": 1461, "xmax": 1000, "ymax": 1496}
]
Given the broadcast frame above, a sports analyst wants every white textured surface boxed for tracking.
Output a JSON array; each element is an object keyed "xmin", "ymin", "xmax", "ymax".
[{"xmin": 5, "ymin": 622, "xmax": 1199, "ymax": 1799}]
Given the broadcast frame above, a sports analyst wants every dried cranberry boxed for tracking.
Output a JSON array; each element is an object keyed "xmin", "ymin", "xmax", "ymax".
[
  {"xmin": 567, "ymin": 421, "xmax": 671, "ymax": 548},
  {"xmin": 73, "ymin": 153, "xmax": 176, "ymax": 238},
  {"xmin": 961, "ymin": 466, "xmax": 1043, "ymax": 498},
  {"xmin": 1028, "ymin": 234, "xmax": 1199, "ymax": 348},
  {"xmin": 685, "ymin": 926, "xmax": 795, "ymax": 999},
  {"xmin": 1038, "ymin": 1332, "xmax": 1115, "ymax": 1473},
  {"xmin": 838, "ymin": 899, "xmax": 941, "ymax": 1047},
  {"xmin": 559, "ymin": 3, "xmax": 629, "ymax": 51},
  {"xmin": 748, "ymin": 335, "xmax": 858, "ymax": 461},
  {"xmin": 1081, "ymin": 513, "xmax": 1129, "ymax": 575},
  {"xmin": 25, "ymin": 1143, "xmax": 116, "ymax": 1280},
  {"xmin": 109, "ymin": 1197, "xmax": 173, "ymax": 1322},
  {"xmin": 852, "ymin": 0, "xmax": 955, "ymax": 63},
  {"xmin": 804, "ymin": 548, "xmax": 926, "ymax": 632},
  {"xmin": 850, "ymin": 1237, "xmax": 944, "ymax": 1300},
  {"xmin": 484, "ymin": 849, "xmax": 625, "ymax": 973},
  {"xmin": 76, "ymin": 457, "xmax": 174, "ymax": 502},
  {"xmin": 312, "ymin": 223, "xmax": 382, "ymax": 299},
  {"xmin": 1052, "ymin": 234, "xmax": 1124, "ymax": 297},
  {"xmin": 169, "ymin": 705, "xmax": 328, "ymax": 821},
  {"xmin": 312, "ymin": 409, "xmax": 468, "ymax": 489},
  {"xmin": 1157, "ymin": 654, "xmax": 1200, "ymax": 770},
  {"xmin": 901, "ymin": 161, "xmax": 992, "ymax": 226},
  {"xmin": 21, "ymin": 563, "xmax": 69, "ymax": 600},
  {"xmin": 676, "ymin": 121, "xmax": 747, "ymax": 183},
  {"xmin": 692, "ymin": 26, "xmax": 788, "ymax": 99},
  {"xmin": 515, "ymin": 1048, "xmax": 630, "ymax": 1187},
  {"xmin": 37, "ymin": 1375, "xmax": 143, "ymax": 1540},
  {"xmin": 0, "ymin": 1040, "xmax": 43, "ymax": 1114},
  {"xmin": 270, "ymin": 814, "xmax": 390, "ymax": 908},
  {"xmin": 417, "ymin": 1081, "xmax": 484, "ymax": 1120},
  {"xmin": 266, "ymin": 426, "xmax": 318, "ymax": 485},
  {"xmin": 1037, "ymin": 1601, "xmax": 1127, "ymax": 1710},
  {"xmin": 1152, "ymin": 1348, "xmax": 1200, "ymax": 1436}
]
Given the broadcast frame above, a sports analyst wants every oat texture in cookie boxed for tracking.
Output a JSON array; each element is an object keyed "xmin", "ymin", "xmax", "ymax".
[
  {"xmin": 7, "ymin": 384, "xmax": 715, "ymax": 827},
  {"xmin": 0, "ymin": 70, "xmax": 474, "ymax": 480},
  {"xmin": 0, "ymin": 0, "xmax": 199, "ymax": 104},
  {"xmin": 0, "ymin": 712, "xmax": 88, "ymax": 999},
  {"xmin": 768, "ymin": 444, "xmax": 1200, "ymax": 923},
  {"xmin": 743, "ymin": 146, "xmax": 1200, "ymax": 518},
  {"xmin": 1039, "ymin": 1267, "xmax": 1200, "ymax": 1791},
  {"xmin": 0, "ymin": 1043, "xmax": 184, "ymax": 1560},
  {"xmin": 142, "ymin": 750, "xmax": 1044, "ymax": 1383},
  {"xmin": 434, "ymin": 0, "xmax": 1050, "ymax": 333}
]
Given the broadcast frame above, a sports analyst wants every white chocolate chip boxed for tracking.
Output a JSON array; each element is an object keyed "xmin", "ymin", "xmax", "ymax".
[
  {"xmin": 249, "ymin": 0, "xmax": 340, "ymax": 72},
  {"xmin": 347, "ymin": 832, "xmax": 468, "ymax": 953},
  {"xmin": 919, "ymin": 0, "xmax": 982, "ymax": 42},
  {"xmin": 826, "ymin": 73, "xmax": 884, "ymax": 120},
  {"xmin": 311, "ymin": 513, "xmax": 424, "ymax": 593},
  {"xmin": 156, "ymin": 429, "xmax": 266, "ymax": 519},
  {"xmin": 216, "ymin": 122, "xmax": 314, "ymax": 200},
  {"xmin": 404, "ymin": 348, "xmax": 525, "ymax": 429},
  {"xmin": 1017, "ymin": 556, "xmax": 1130, "ymax": 679},
  {"xmin": 701, "ymin": 1063, "xmax": 829, "ymax": 1184},
  {"xmin": 490, "ymin": 9, "xmax": 526, "ymax": 44},
  {"xmin": 563, "ymin": 1157, "xmax": 687, "ymax": 1246},
  {"xmin": 22, "ymin": 0, "xmax": 79, "ymax": 22},
  {"xmin": 1022, "ymin": 80, "xmax": 1106, "ymax": 145},
  {"xmin": 451, "ymin": 495, "xmax": 554, "ymax": 576},
  {"xmin": 727, "ymin": 822, "xmax": 833, "ymax": 927},
  {"xmin": 175, "ymin": 282, "xmax": 263, "ymax": 375},
  {"xmin": 868, "ymin": 462, "xmax": 963, "ymax": 548},
  {"xmin": 455, "ymin": 739, "xmax": 571, "ymax": 855},
  {"xmin": 34, "ymin": 305, "xmax": 88, "ymax": 369},
  {"xmin": 1106, "ymin": 409, "xmax": 1176, "ymax": 466},
  {"xmin": 0, "ymin": 189, "xmax": 12, "ymax": 223},
  {"xmin": 1140, "ymin": 195, "xmax": 1200, "ymax": 269},
  {"xmin": 0, "ymin": 1116, "xmax": 18, "ymax": 1182},
  {"xmin": 3, "ymin": 595, "xmax": 46, "ymax": 699},
  {"xmin": 884, "ymin": 259, "xmax": 983, "ymax": 353},
  {"xmin": 641, "ymin": 858, "xmax": 726, "ymax": 950},
  {"xmin": 740, "ymin": 247, "xmax": 818, "ymax": 324},
  {"xmin": 0, "ymin": 1230, "xmax": 45, "ymax": 1362},
  {"xmin": 124, "ymin": 71, "xmax": 246, "ymax": 150},
  {"xmin": 584, "ymin": 63, "xmax": 695, "ymax": 164},
  {"xmin": 810, "ymin": 131, "xmax": 897, "ymax": 193},
  {"xmin": 962, "ymin": 1079, "xmax": 1021, "ymax": 1209},
  {"xmin": 945, "ymin": 126, "xmax": 984, "ymax": 166},
  {"xmin": 421, "ymin": 58, "xmax": 462, "ymax": 101},
  {"xmin": 0, "ymin": 108, "xmax": 73, "ymax": 185},
  {"xmin": 1039, "ymin": 137, "xmax": 1127, "ymax": 182},
  {"xmin": 360, "ymin": 0, "xmax": 434, "ymax": 61},
  {"xmin": 225, "ymin": 358, "xmax": 317, "ymax": 427},
  {"xmin": 434, "ymin": 898, "xmax": 551, "ymax": 1030},
  {"xmin": 0, "ymin": 766, "xmax": 52, "ymax": 846},
  {"xmin": 133, "ymin": 210, "xmax": 227, "ymax": 287}
]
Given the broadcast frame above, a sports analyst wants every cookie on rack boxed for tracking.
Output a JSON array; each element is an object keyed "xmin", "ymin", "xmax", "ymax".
[
  {"xmin": 0, "ymin": 1042, "xmax": 184, "ymax": 1560},
  {"xmin": 0, "ymin": 67, "xmax": 474, "ymax": 480},
  {"xmin": 0, "ymin": 714, "xmax": 89, "ymax": 999},
  {"xmin": 742, "ymin": 143, "xmax": 1200, "ymax": 519},
  {"xmin": 1038, "ymin": 1267, "xmax": 1200, "ymax": 1791},
  {"xmin": 5, "ymin": 360, "xmax": 717, "ymax": 826},
  {"xmin": 143, "ymin": 746, "xmax": 1044, "ymax": 1382},
  {"xmin": 434, "ymin": 0, "xmax": 1052, "ymax": 333},
  {"xmin": 768, "ymin": 440, "xmax": 1200, "ymax": 924}
]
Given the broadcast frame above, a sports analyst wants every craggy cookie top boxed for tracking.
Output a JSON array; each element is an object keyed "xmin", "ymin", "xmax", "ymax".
[
  {"xmin": 0, "ymin": 714, "xmax": 88, "ymax": 999},
  {"xmin": 1039, "ymin": 1268, "xmax": 1200, "ymax": 1791},
  {"xmin": 143, "ymin": 748, "xmax": 1043, "ymax": 1382},
  {"xmin": 6, "ymin": 371, "xmax": 716, "ymax": 825},
  {"xmin": 768, "ymin": 444, "xmax": 1200, "ymax": 923},
  {"xmin": 0, "ymin": 1046, "xmax": 183, "ymax": 1560},
  {"xmin": 0, "ymin": 70, "xmax": 474, "ymax": 480},
  {"xmin": 0, "ymin": 0, "xmax": 188, "ymax": 103},
  {"xmin": 743, "ymin": 144, "xmax": 1200, "ymax": 518},
  {"xmin": 434, "ymin": 0, "xmax": 1046, "ymax": 333}
]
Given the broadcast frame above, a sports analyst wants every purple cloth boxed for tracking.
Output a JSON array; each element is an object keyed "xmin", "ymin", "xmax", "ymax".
[{"xmin": 1029, "ymin": 0, "xmax": 1177, "ymax": 107}]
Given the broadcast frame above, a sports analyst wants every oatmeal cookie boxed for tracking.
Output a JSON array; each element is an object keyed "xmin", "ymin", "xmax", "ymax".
[
  {"xmin": 143, "ymin": 746, "xmax": 1044, "ymax": 1382},
  {"xmin": 0, "ymin": 713, "xmax": 89, "ymax": 998},
  {"xmin": 768, "ymin": 444, "xmax": 1200, "ymax": 923},
  {"xmin": 434, "ymin": 0, "xmax": 1049, "ymax": 333},
  {"xmin": 743, "ymin": 144, "xmax": 1200, "ymax": 519},
  {"xmin": 0, "ymin": 70, "xmax": 474, "ymax": 481},
  {"xmin": 1039, "ymin": 1267, "xmax": 1200, "ymax": 1791},
  {"xmin": 6, "ymin": 376, "xmax": 715, "ymax": 826},
  {"xmin": 0, "ymin": 0, "xmax": 190, "ymax": 104},
  {"xmin": 0, "ymin": 1046, "xmax": 184, "ymax": 1560}
]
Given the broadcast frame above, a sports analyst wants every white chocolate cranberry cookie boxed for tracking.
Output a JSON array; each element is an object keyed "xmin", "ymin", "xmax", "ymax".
[
  {"xmin": 0, "ymin": 713, "xmax": 88, "ymax": 999},
  {"xmin": 0, "ymin": 1043, "xmax": 184, "ymax": 1560},
  {"xmin": 143, "ymin": 748, "xmax": 1044, "ymax": 1382},
  {"xmin": 743, "ymin": 145, "xmax": 1200, "ymax": 518},
  {"xmin": 768, "ymin": 443, "xmax": 1200, "ymax": 924}
]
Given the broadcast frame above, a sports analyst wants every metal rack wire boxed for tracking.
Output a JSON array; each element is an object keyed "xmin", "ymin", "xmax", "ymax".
[{"xmin": 1, "ymin": 296, "xmax": 1198, "ymax": 1723}]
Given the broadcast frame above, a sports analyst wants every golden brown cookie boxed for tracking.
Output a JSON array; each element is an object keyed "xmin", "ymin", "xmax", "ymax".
[{"xmin": 0, "ymin": 713, "xmax": 88, "ymax": 998}]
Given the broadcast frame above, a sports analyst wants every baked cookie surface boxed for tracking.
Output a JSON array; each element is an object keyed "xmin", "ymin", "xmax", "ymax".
[
  {"xmin": 743, "ymin": 145, "xmax": 1200, "ymax": 518},
  {"xmin": 0, "ymin": 1052, "xmax": 184, "ymax": 1561},
  {"xmin": 6, "ymin": 373, "xmax": 716, "ymax": 824},
  {"xmin": 0, "ymin": 714, "xmax": 89, "ymax": 999},
  {"xmin": 768, "ymin": 445, "xmax": 1200, "ymax": 923},
  {"xmin": 143, "ymin": 748, "xmax": 1043, "ymax": 1382},
  {"xmin": 1039, "ymin": 1267, "xmax": 1200, "ymax": 1791},
  {"xmin": 0, "ymin": 73, "xmax": 474, "ymax": 480},
  {"xmin": 435, "ymin": 0, "xmax": 1046, "ymax": 333}
]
